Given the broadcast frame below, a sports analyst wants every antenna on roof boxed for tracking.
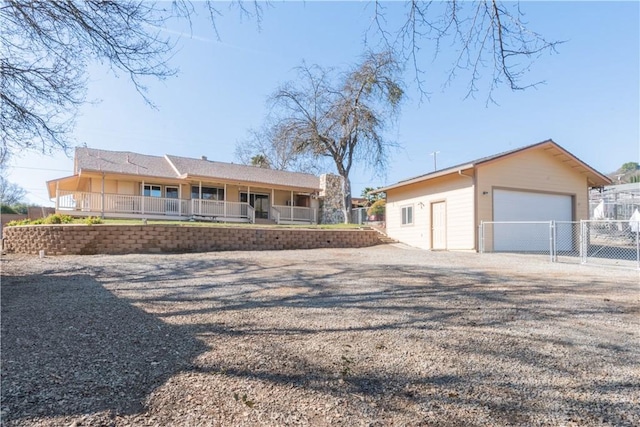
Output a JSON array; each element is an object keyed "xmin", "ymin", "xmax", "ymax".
[{"xmin": 430, "ymin": 151, "xmax": 440, "ymax": 172}]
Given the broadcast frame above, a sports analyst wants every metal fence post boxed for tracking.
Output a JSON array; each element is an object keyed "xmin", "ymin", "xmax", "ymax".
[
  {"xmin": 580, "ymin": 220, "xmax": 587, "ymax": 264},
  {"xmin": 549, "ymin": 221, "xmax": 555, "ymax": 263},
  {"xmin": 636, "ymin": 223, "xmax": 639, "ymax": 270}
]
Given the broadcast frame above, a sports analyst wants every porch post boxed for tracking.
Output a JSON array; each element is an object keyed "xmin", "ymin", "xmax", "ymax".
[
  {"xmin": 55, "ymin": 181, "xmax": 59, "ymax": 211},
  {"xmin": 248, "ymin": 186, "xmax": 251, "ymax": 220},
  {"xmin": 141, "ymin": 180, "xmax": 145, "ymax": 215},
  {"xmin": 224, "ymin": 183, "xmax": 227, "ymax": 217},
  {"xmin": 290, "ymin": 191, "xmax": 293, "ymax": 221},
  {"xmin": 101, "ymin": 173, "xmax": 105, "ymax": 219},
  {"xmin": 271, "ymin": 188, "xmax": 275, "ymax": 218},
  {"xmin": 199, "ymin": 181, "xmax": 202, "ymax": 215},
  {"xmin": 178, "ymin": 185, "xmax": 182, "ymax": 216}
]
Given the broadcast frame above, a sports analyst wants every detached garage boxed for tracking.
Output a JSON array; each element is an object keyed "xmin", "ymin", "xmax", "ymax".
[
  {"xmin": 377, "ymin": 140, "xmax": 611, "ymax": 251},
  {"xmin": 492, "ymin": 189, "xmax": 573, "ymax": 251}
]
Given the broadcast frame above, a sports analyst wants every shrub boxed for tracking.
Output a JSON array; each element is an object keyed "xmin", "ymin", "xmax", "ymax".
[
  {"xmin": 5, "ymin": 218, "xmax": 31, "ymax": 226},
  {"xmin": 367, "ymin": 199, "xmax": 386, "ymax": 217},
  {"xmin": 85, "ymin": 216, "xmax": 103, "ymax": 225},
  {"xmin": 43, "ymin": 213, "xmax": 74, "ymax": 224},
  {"xmin": 1, "ymin": 204, "xmax": 18, "ymax": 214},
  {"xmin": 6, "ymin": 214, "xmax": 73, "ymax": 226}
]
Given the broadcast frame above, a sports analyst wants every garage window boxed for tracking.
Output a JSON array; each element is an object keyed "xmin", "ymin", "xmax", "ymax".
[{"xmin": 401, "ymin": 205, "xmax": 413, "ymax": 225}]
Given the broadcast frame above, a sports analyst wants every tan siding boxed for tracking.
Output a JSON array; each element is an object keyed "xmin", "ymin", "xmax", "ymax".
[
  {"xmin": 386, "ymin": 174, "xmax": 474, "ymax": 250},
  {"xmin": 476, "ymin": 147, "xmax": 589, "ymax": 223},
  {"xmin": 105, "ymin": 180, "xmax": 118, "ymax": 194},
  {"xmin": 274, "ymin": 190, "xmax": 294, "ymax": 206},
  {"xmin": 225, "ymin": 185, "xmax": 240, "ymax": 202},
  {"xmin": 90, "ymin": 178, "xmax": 117, "ymax": 193},
  {"xmin": 117, "ymin": 181, "xmax": 135, "ymax": 195},
  {"xmin": 179, "ymin": 183, "xmax": 188, "ymax": 200},
  {"xmin": 78, "ymin": 178, "xmax": 91, "ymax": 192}
]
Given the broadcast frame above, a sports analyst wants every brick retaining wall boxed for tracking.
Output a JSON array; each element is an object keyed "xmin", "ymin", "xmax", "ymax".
[{"xmin": 2, "ymin": 225, "xmax": 384, "ymax": 255}]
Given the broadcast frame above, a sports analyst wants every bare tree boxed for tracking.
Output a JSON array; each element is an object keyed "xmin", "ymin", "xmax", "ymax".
[
  {"xmin": 0, "ymin": 1, "xmax": 265, "ymax": 160},
  {"xmin": 1, "ymin": 1, "xmax": 185, "ymax": 157},
  {"xmin": 0, "ymin": 175, "xmax": 26, "ymax": 205},
  {"xmin": 2, "ymin": 1, "xmax": 559, "ymax": 161},
  {"xmin": 371, "ymin": 1, "xmax": 562, "ymax": 101},
  {"xmin": 235, "ymin": 122, "xmax": 325, "ymax": 174},
  {"xmin": 269, "ymin": 51, "xmax": 404, "ymax": 223}
]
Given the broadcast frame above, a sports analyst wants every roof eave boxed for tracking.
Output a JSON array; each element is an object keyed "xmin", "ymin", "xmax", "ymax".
[
  {"xmin": 374, "ymin": 164, "xmax": 475, "ymax": 193},
  {"xmin": 183, "ymin": 174, "xmax": 320, "ymax": 192},
  {"xmin": 46, "ymin": 175, "xmax": 80, "ymax": 199}
]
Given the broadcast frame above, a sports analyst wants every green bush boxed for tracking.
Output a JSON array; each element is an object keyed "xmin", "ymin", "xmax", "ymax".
[
  {"xmin": 85, "ymin": 216, "xmax": 103, "ymax": 225},
  {"xmin": 6, "ymin": 218, "xmax": 31, "ymax": 226},
  {"xmin": 5, "ymin": 213, "xmax": 74, "ymax": 226},
  {"xmin": 367, "ymin": 199, "xmax": 386, "ymax": 217},
  {"xmin": 43, "ymin": 213, "xmax": 74, "ymax": 224},
  {"xmin": 1, "ymin": 204, "xmax": 18, "ymax": 214}
]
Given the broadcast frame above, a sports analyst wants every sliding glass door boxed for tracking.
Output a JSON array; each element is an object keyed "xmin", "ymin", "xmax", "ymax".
[{"xmin": 240, "ymin": 193, "xmax": 269, "ymax": 219}]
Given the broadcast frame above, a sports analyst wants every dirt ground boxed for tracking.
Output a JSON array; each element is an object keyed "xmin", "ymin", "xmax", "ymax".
[{"xmin": 1, "ymin": 246, "xmax": 639, "ymax": 426}]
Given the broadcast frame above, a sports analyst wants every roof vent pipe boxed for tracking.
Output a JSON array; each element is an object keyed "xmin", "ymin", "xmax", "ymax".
[{"xmin": 201, "ymin": 155, "xmax": 207, "ymax": 161}]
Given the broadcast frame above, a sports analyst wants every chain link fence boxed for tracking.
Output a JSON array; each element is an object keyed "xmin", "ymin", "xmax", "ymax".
[
  {"xmin": 351, "ymin": 207, "xmax": 368, "ymax": 225},
  {"xmin": 480, "ymin": 220, "xmax": 640, "ymax": 269},
  {"xmin": 581, "ymin": 220, "xmax": 640, "ymax": 269}
]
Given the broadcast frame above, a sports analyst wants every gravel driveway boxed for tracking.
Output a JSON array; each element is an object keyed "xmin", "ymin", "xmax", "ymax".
[{"xmin": 2, "ymin": 245, "xmax": 639, "ymax": 426}]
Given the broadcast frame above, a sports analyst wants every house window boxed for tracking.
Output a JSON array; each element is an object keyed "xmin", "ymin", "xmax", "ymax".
[
  {"xmin": 191, "ymin": 186, "xmax": 225, "ymax": 200},
  {"xmin": 401, "ymin": 205, "xmax": 414, "ymax": 225},
  {"xmin": 143, "ymin": 184, "xmax": 162, "ymax": 197}
]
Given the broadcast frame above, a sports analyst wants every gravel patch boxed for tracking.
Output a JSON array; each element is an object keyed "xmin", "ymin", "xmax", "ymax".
[{"xmin": 1, "ymin": 246, "xmax": 639, "ymax": 426}]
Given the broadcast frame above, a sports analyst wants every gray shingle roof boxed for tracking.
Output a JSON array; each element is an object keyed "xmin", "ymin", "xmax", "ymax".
[
  {"xmin": 76, "ymin": 147, "xmax": 178, "ymax": 178},
  {"xmin": 165, "ymin": 155, "xmax": 320, "ymax": 190},
  {"xmin": 75, "ymin": 148, "xmax": 320, "ymax": 190}
]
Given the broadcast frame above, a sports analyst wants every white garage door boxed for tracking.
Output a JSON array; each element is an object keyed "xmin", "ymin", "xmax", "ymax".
[{"xmin": 493, "ymin": 189, "xmax": 573, "ymax": 251}]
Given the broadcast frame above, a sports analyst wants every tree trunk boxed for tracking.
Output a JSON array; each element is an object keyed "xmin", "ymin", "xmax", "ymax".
[{"xmin": 343, "ymin": 176, "xmax": 352, "ymax": 224}]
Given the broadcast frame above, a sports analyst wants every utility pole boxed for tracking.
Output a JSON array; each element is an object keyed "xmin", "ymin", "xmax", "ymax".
[{"xmin": 430, "ymin": 151, "xmax": 440, "ymax": 171}]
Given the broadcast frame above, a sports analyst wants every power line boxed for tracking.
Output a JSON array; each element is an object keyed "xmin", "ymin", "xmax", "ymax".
[
  {"xmin": 12, "ymin": 166, "xmax": 73, "ymax": 172},
  {"xmin": 23, "ymin": 191, "xmax": 53, "ymax": 203}
]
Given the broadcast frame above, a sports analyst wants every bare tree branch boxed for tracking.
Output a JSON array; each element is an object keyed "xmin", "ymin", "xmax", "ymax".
[
  {"xmin": 372, "ymin": 0, "xmax": 563, "ymax": 101},
  {"xmin": 235, "ymin": 121, "xmax": 326, "ymax": 174},
  {"xmin": 1, "ymin": 0, "xmax": 559, "ymax": 163},
  {"xmin": 0, "ymin": 175, "xmax": 26, "ymax": 205},
  {"xmin": 264, "ymin": 51, "xmax": 404, "ymax": 223},
  {"xmin": 0, "ymin": 1, "xmax": 265, "ymax": 160}
]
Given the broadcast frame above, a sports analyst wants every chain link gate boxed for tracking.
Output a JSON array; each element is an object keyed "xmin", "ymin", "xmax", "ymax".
[
  {"xmin": 480, "ymin": 220, "xmax": 640, "ymax": 269},
  {"xmin": 580, "ymin": 220, "xmax": 640, "ymax": 269}
]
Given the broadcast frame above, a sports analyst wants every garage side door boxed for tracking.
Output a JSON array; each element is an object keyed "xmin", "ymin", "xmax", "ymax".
[{"xmin": 493, "ymin": 189, "xmax": 573, "ymax": 251}]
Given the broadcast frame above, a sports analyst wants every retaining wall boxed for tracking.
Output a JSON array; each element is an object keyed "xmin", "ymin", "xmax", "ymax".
[{"xmin": 2, "ymin": 225, "xmax": 383, "ymax": 255}]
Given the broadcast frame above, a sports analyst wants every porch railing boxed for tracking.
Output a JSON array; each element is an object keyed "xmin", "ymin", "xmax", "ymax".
[
  {"xmin": 270, "ymin": 207, "xmax": 281, "ymax": 224},
  {"xmin": 191, "ymin": 199, "xmax": 251, "ymax": 220},
  {"xmin": 57, "ymin": 190, "xmax": 251, "ymax": 220},
  {"xmin": 272, "ymin": 204, "xmax": 316, "ymax": 223}
]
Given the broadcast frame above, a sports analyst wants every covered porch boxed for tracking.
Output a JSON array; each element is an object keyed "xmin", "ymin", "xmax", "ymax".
[
  {"xmin": 55, "ymin": 190, "xmax": 256, "ymax": 222},
  {"xmin": 49, "ymin": 175, "xmax": 318, "ymax": 224}
]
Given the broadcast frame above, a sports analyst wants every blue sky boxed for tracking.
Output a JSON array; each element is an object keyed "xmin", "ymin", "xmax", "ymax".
[{"xmin": 6, "ymin": 1, "xmax": 639, "ymax": 206}]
